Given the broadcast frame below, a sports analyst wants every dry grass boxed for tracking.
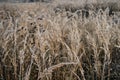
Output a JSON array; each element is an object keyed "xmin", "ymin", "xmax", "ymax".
[{"xmin": 0, "ymin": 1, "xmax": 120, "ymax": 80}]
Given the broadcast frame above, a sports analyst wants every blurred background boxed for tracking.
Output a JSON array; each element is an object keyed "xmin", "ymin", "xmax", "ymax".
[
  {"xmin": 0, "ymin": 0, "xmax": 119, "ymax": 3},
  {"xmin": 0, "ymin": 0, "xmax": 51, "ymax": 3}
]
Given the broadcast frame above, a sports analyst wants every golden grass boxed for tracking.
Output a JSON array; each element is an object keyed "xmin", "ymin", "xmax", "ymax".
[{"xmin": 0, "ymin": 2, "xmax": 120, "ymax": 80}]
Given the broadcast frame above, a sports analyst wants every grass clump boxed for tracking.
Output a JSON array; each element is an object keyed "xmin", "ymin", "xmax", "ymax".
[{"xmin": 0, "ymin": 2, "xmax": 120, "ymax": 80}]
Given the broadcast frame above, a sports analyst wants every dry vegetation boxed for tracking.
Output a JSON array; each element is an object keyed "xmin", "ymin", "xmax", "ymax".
[{"xmin": 0, "ymin": 1, "xmax": 120, "ymax": 80}]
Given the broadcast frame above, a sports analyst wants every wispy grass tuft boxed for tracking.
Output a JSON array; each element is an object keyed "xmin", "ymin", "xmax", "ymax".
[{"xmin": 0, "ymin": 1, "xmax": 120, "ymax": 80}]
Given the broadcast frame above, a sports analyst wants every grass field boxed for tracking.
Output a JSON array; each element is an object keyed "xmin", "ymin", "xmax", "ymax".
[{"xmin": 0, "ymin": 1, "xmax": 120, "ymax": 80}]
